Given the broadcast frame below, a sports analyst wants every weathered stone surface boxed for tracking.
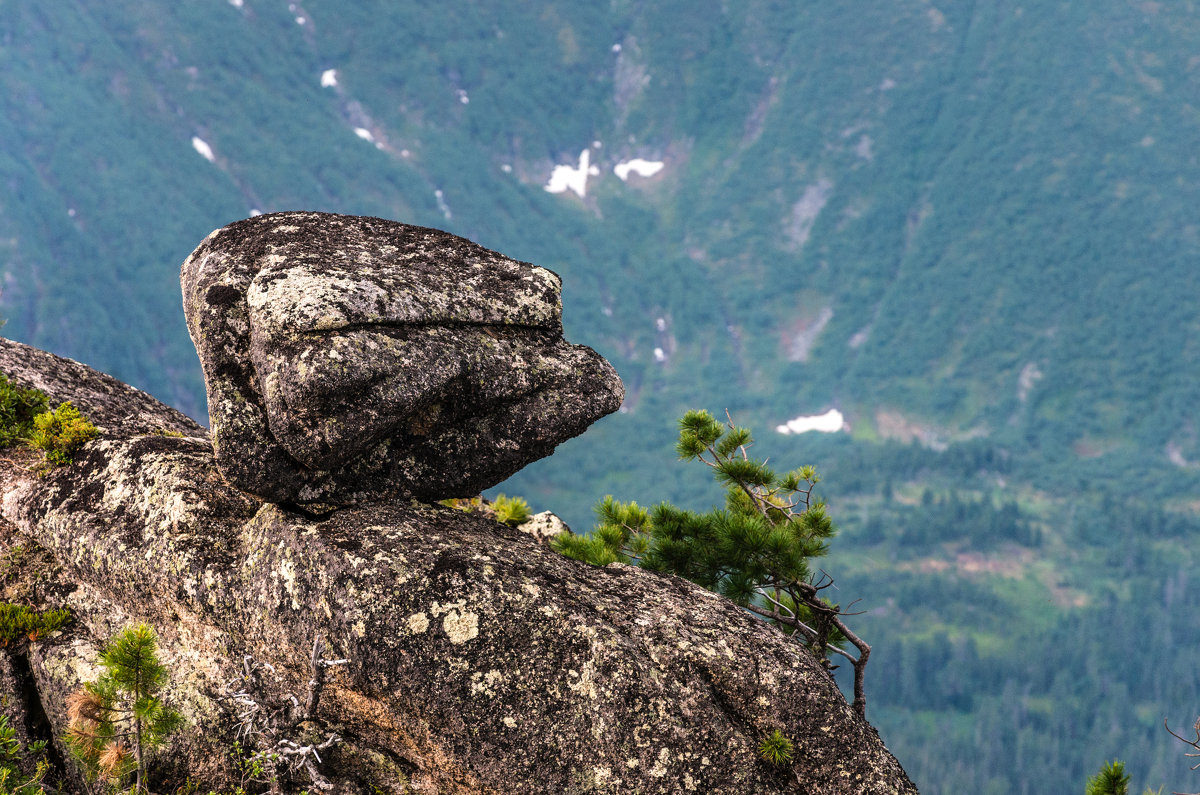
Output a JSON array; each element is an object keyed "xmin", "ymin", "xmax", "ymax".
[
  {"xmin": 516, "ymin": 510, "xmax": 570, "ymax": 545},
  {"xmin": 0, "ymin": 338, "xmax": 917, "ymax": 794},
  {"xmin": 181, "ymin": 211, "xmax": 624, "ymax": 507}
]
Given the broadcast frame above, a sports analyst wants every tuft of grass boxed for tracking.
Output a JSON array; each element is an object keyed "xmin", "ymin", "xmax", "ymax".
[
  {"xmin": 492, "ymin": 494, "xmax": 532, "ymax": 527},
  {"xmin": 28, "ymin": 401, "xmax": 97, "ymax": 466},
  {"xmin": 0, "ymin": 603, "xmax": 70, "ymax": 647},
  {"xmin": 758, "ymin": 729, "xmax": 795, "ymax": 766},
  {"xmin": 440, "ymin": 494, "xmax": 533, "ymax": 527}
]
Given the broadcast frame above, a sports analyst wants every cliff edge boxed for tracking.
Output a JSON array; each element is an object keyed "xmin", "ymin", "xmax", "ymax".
[{"xmin": 0, "ymin": 214, "xmax": 916, "ymax": 794}]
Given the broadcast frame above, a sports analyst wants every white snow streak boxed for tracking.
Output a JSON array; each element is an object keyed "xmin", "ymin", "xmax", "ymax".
[
  {"xmin": 775, "ymin": 409, "xmax": 845, "ymax": 435},
  {"xmin": 191, "ymin": 137, "xmax": 215, "ymax": 162},
  {"xmin": 614, "ymin": 159, "xmax": 664, "ymax": 181}
]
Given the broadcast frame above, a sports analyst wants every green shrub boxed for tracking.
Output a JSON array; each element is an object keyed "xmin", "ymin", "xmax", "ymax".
[
  {"xmin": 0, "ymin": 375, "xmax": 47, "ymax": 449},
  {"xmin": 441, "ymin": 494, "xmax": 533, "ymax": 527},
  {"xmin": 0, "ymin": 603, "xmax": 70, "ymax": 647},
  {"xmin": 28, "ymin": 401, "xmax": 97, "ymax": 466},
  {"xmin": 553, "ymin": 409, "xmax": 871, "ymax": 716}
]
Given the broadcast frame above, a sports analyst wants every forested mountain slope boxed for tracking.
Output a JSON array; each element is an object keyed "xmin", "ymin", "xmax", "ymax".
[{"xmin": 3, "ymin": 1, "xmax": 1200, "ymax": 791}]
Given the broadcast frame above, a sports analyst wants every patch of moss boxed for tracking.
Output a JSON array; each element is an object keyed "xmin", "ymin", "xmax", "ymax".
[
  {"xmin": 758, "ymin": 729, "xmax": 795, "ymax": 766},
  {"xmin": 0, "ymin": 603, "xmax": 70, "ymax": 647},
  {"xmin": 0, "ymin": 374, "xmax": 48, "ymax": 448},
  {"xmin": 0, "ymin": 544, "xmax": 29, "ymax": 587},
  {"xmin": 28, "ymin": 401, "xmax": 97, "ymax": 466}
]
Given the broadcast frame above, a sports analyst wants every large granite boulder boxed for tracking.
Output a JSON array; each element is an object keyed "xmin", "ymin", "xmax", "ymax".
[
  {"xmin": 0, "ymin": 338, "xmax": 918, "ymax": 794},
  {"xmin": 181, "ymin": 212, "xmax": 623, "ymax": 507}
]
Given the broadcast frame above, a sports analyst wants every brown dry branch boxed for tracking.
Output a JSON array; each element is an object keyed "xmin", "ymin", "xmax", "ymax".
[{"xmin": 218, "ymin": 635, "xmax": 347, "ymax": 792}]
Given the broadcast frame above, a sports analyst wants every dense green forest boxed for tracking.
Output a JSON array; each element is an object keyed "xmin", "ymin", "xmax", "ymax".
[{"xmin": 3, "ymin": 1, "xmax": 1200, "ymax": 790}]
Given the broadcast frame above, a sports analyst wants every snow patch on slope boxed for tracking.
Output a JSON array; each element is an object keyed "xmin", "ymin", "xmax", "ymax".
[
  {"xmin": 786, "ymin": 178, "xmax": 834, "ymax": 250},
  {"xmin": 775, "ymin": 409, "xmax": 845, "ymax": 435},
  {"xmin": 545, "ymin": 150, "xmax": 600, "ymax": 198},
  {"xmin": 191, "ymin": 137, "xmax": 215, "ymax": 162},
  {"xmin": 614, "ymin": 159, "xmax": 664, "ymax": 181}
]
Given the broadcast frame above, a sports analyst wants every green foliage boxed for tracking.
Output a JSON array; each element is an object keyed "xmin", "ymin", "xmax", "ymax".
[
  {"xmin": 757, "ymin": 729, "xmax": 794, "ymax": 766},
  {"xmin": 0, "ymin": 375, "xmax": 47, "ymax": 449},
  {"xmin": 441, "ymin": 494, "xmax": 533, "ymax": 527},
  {"xmin": 0, "ymin": 603, "xmax": 70, "ymax": 647},
  {"xmin": 491, "ymin": 493, "xmax": 532, "ymax": 527},
  {"xmin": 1085, "ymin": 760, "xmax": 1130, "ymax": 795},
  {"xmin": 66, "ymin": 624, "xmax": 184, "ymax": 794},
  {"xmin": 0, "ymin": 715, "xmax": 48, "ymax": 795},
  {"xmin": 550, "ymin": 495, "xmax": 651, "ymax": 566},
  {"xmin": 28, "ymin": 401, "xmax": 97, "ymax": 466},
  {"xmin": 439, "ymin": 496, "xmax": 484, "ymax": 513},
  {"xmin": 554, "ymin": 410, "xmax": 869, "ymax": 714}
]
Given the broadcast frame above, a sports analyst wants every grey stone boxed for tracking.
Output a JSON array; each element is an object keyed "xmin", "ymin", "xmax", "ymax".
[
  {"xmin": 517, "ymin": 509, "xmax": 570, "ymax": 545},
  {"xmin": 181, "ymin": 211, "xmax": 623, "ymax": 507},
  {"xmin": 0, "ymin": 338, "xmax": 918, "ymax": 794}
]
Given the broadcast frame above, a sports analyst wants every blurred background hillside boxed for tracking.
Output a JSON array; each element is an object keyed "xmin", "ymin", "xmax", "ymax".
[{"xmin": 3, "ymin": 2, "xmax": 1200, "ymax": 791}]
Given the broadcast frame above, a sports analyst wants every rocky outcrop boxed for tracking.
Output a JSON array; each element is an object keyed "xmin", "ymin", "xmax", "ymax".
[
  {"xmin": 515, "ymin": 510, "xmax": 570, "ymax": 545},
  {"xmin": 181, "ymin": 212, "xmax": 623, "ymax": 508},
  {"xmin": 0, "ymin": 213, "xmax": 916, "ymax": 794},
  {"xmin": 0, "ymin": 345, "xmax": 916, "ymax": 795}
]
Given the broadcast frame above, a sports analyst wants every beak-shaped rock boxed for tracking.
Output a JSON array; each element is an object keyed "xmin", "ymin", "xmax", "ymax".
[{"xmin": 182, "ymin": 211, "xmax": 624, "ymax": 507}]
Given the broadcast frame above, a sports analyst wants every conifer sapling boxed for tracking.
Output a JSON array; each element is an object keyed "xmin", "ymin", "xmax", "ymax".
[
  {"xmin": 66, "ymin": 623, "xmax": 183, "ymax": 793},
  {"xmin": 1084, "ymin": 759, "xmax": 1129, "ymax": 795},
  {"xmin": 552, "ymin": 409, "xmax": 872, "ymax": 716}
]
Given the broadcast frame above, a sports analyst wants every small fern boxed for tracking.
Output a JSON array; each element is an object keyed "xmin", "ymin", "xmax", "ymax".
[{"xmin": 0, "ymin": 713, "xmax": 50, "ymax": 795}]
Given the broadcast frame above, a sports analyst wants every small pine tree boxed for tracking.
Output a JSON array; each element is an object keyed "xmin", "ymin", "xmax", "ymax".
[
  {"xmin": 66, "ymin": 624, "xmax": 183, "ymax": 794},
  {"xmin": 552, "ymin": 409, "xmax": 872, "ymax": 716},
  {"xmin": 1085, "ymin": 760, "xmax": 1130, "ymax": 795}
]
